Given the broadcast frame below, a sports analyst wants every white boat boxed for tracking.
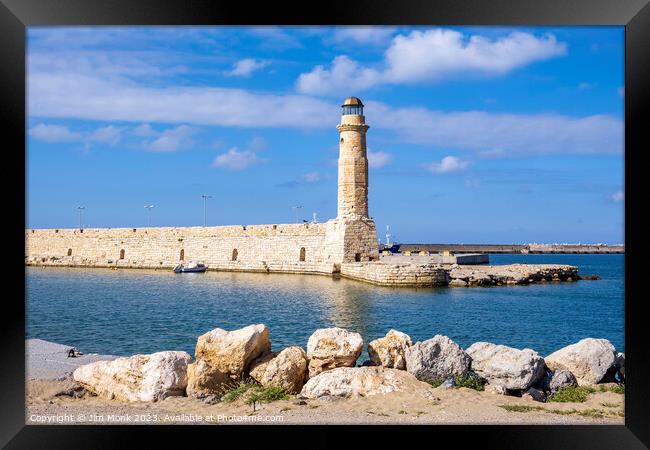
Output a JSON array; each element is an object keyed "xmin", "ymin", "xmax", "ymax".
[{"xmin": 173, "ymin": 261, "xmax": 208, "ymax": 273}]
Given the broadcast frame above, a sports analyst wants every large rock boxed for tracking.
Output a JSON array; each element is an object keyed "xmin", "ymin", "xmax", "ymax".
[
  {"xmin": 545, "ymin": 338, "xmax": 616, "ymax": 386},
  {"xmin": 73, "ymin": 351, "xmax": 192, "ymax": 402},
  {"xmin": 405, "ymin": 335, "xmax": 470, "ymax": 382},
  {"xmin": 306, "ymin": 327, "xmax": 363, "ymax": 378},
  {"xmin": 368, "ymin": 329, "xmax": 412, "ymax": 370},
  {"xmin": 465, "ymin": 342, "xmax": 545, "ymax": 390},
  {"xmin": 538, "ymin": 369, "xmax": 577, "ymax": 394},
  {"xmin": 248, "ymin": 346, "xmax": 308, "ymax": 394},
  {"xmin": 186, "ymin": 324, "xmax": 271, "ymax": 397},
  {"xmin": 300, "ymin": 366, "xmax": 434, "ymax": 399}
]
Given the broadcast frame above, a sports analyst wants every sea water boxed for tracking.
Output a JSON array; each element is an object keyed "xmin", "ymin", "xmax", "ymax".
[{"xmin": 26, "ymin": 254, "xmax": 624, "ymax": 357}]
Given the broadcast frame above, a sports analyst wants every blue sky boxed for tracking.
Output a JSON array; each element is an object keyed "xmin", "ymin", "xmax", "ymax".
[{"xmin": 26, "ymin": 26, "xmax": 624, "ymax": 244}]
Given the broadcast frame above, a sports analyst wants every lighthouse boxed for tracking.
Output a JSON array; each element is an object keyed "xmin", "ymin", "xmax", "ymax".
[
  {"xmin": 337, "ymin": 97, "xmax": 370, "ymax": 220},
  {"xmin": 331, "ymin": 97, "xmax": 379, "ymax": 263}
]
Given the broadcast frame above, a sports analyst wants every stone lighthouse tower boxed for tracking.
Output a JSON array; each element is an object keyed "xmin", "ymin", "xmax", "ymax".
[
  {"xmin": 337, "ymin": 97, "xmax": 370, "ymax": 219},
  {"xmin": 330, "ymin": 97, "xmax": 379, "ymax": 262}
]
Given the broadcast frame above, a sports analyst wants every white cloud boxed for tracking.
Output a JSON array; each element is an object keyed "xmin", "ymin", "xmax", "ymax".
[
  {"xmin": 29, "ymin": 124, "xmax": 82, "ymax": 142},
  {"xmin": 28, "ymin": 72, "xmax": 622, "ymax": 157},
  {"xmin": 29, "ymin": 72, "xmax": 335, "ymax": 129},
  {"xmin": 330, "ymin": 26, "xmax": 397, "ymax": 45},
  {"xmin": 146, "ymin": 125, "xmax": 195, "ymax": 152},
  {"xmin": 247, "ymin": 27, "xmax": 302, "ymax": 49},
  {"xmin": 425, "ymin": 156, "xmax": 469, "ymax": 174},
  {"xmin": 618, "ymin": 86, "xmax": 625, "ymax": 97},
  {"xmin": 224, "ymin": 58, "xmax": 269, "ymax": 77},
  {"xmin": 212, "ymin": 147, "xmax": 258, "ymax": 170},
  {"xmin": 611, "ymin": 190, "xmax": 624, "ymax": 202},
  {"xmin": 367, "ymin": 150, "xmax": 393, "ymax": 168},
  {"xmin": 297, "ymin": 29, "xmax": 567, "ymax": 94},
  {"xmin": 296, "ymin": 55, "xmax": 383, "ymax": 97},
  {"xmin": 365, "ymin": 101, "xmax": 623, "ymax": 157},
  {"xmin": 88, "ymin": 125, "xmax": 121, "ymax": 145},
  {"xmin": 29, "ymin": 123, "xmax": 121, "ymax": 148},
  {"xmin": 578, "ymin": 82, "xmax": 597, "ymax": 90},
  {"xmin": 301, "ymin": 171, "xmax": 322, "ymax": 183},
  {"xmin": 132, "ymin": 123, "xmax": 155, "ymax": 137}
]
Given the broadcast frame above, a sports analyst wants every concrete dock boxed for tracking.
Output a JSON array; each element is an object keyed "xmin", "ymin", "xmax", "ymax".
[
  {"xmin": 26, "ymin": 338, "xmax": 116, "ymax": 380},
  {"xmin": 380, "ymin": 253, "xmax": 489, "ymax": 265}
]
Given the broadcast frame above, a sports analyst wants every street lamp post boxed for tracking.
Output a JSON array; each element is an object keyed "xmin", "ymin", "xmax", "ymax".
[
  {"xmin": 144, "ymin": 205, "xmax": 154, "ymax": 227},
  {"xmin": 201, "ymin": 195, "xmax": 212, "ymax": 227},
  {"xmin": 291, "ymin": 205, "xmax": 302, "ymax": 224},
  {"xmin": 77, "ymin": 206, "xmax": 85, "ymax": 229}
]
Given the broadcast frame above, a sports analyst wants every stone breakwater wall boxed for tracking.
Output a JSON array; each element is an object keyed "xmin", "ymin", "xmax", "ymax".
[
  {"xmin": 68, "ymin": 324, "xmax": 624, "ymax": 404},
  {"xmin": 25, "ymin": 223, "xmax": 343, "ymax": 275},
  {"xmin": 26, "ymin": 226, "xmax": 582, "ymax": 287},
  {"xmin": 448, "ymin": 264, "xmax": 580, "ymax": 287},
  {"xmin": 341, "ymin": 262, "xmax": 449, "ymax": 287}
]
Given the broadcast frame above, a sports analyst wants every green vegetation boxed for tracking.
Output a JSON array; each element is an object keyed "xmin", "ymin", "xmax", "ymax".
[
  {"xmin": 600, "ymin": 402, "xmax": 620, "ymax": 408},
  {"xmin": 454, "ymin": 374, "xmax": 486, "ymax": 391},
  {"xmin": 599, "ymin": 384, "xmax": 625, "ymax": 394},
  {"xmin": 221, "ymin": 380, "xmax": 290, "ymax": 411},
  {"xmin": 498, "ymin": 404, "xmax": 623, "ymax": 418},
  {"xmin": 499, "ymin": 404, "xmax": 538, "ymax": 413},
  {"xmin": 549, "ymin": 385, "xmax": 596, "ymax": 403},
  {"xmin": 426, "ymin": 378, "xmax": 444, "ymax": 388},
  {"xmin": 222, "ymin": 381, "xmax": 259, "ymax": 403}
]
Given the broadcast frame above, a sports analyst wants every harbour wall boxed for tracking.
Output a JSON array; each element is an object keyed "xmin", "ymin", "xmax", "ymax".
[
  {"xmin": 25, "ymin": 223, "xmax": 349, "ymax": 275},
  {"xmin": 340, "ymin": 262, "xmax": 448, "ymax": 287}
]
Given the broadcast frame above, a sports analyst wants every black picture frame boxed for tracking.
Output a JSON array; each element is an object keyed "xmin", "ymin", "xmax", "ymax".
[{"xmin": 2, "ymin": 0, "xmax": 648, "ymax": 448}]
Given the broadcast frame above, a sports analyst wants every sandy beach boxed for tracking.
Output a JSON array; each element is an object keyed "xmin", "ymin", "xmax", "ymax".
[{"xmin": 25, "ymin": 339, "xmax": 624, "ymax": 425}]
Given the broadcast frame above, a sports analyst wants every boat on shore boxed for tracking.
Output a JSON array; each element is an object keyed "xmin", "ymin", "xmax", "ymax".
[{"xmin": 173, "ymin": 262, "xmax": 208, "ymax": 273}]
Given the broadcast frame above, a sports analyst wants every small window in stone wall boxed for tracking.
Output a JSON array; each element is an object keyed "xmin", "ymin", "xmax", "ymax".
[
  {"xmin": 120, "ymin": 249, "xmax": 125, "ymax": 260},
  {"xmin": 355, "ymin": 253, "xmax": 361, "ymax": 262},
  {"xmin": 299, "ymin": 247, "xmax": 306, "ymax": 262},
  {"xmin": 67, "ymin": 248, "xmax": 72, "ymax": 256},
  {"xmin": 180, "ymin": 249, "xmax": 185, "ymax": 261},
  {"xmin": 232, "ymin": 249, "xmax": 238, "ymax": 261}
]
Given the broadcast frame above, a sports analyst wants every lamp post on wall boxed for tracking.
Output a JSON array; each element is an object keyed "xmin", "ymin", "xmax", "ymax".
[
  {"xmin": 201, "ymin": 195, "xmax": 212, "ymax": 227},
  {"xmin": 291, "ymin": 205, "xmax": 302, "ymax": 224},
  {"xmin": 144, "ymin": 204, "xmax": 154, "ymax": 227},
  {"xmin": 77, "ymin": 206, "xmax": 85, "ymax": 229}
]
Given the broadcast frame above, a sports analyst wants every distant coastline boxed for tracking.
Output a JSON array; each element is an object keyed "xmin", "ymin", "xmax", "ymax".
[{"xmin": 384, "ymin": 243, "xmax": 624, "ymax": 254}]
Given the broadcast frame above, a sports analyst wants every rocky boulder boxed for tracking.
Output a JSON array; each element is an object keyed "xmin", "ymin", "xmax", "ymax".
[
  {"xmin": 186, "ymin": 324, "xmax": 271, "ymax": 397},
  {"xmin": 522, "ymin": 387, "xmax": 546, "ymax": 402},
  {"xmin": 306, "ymin": 327, "xmax": 363, "ymax": 378},
  {"xmin": 545, "ymin": 338, "xmax": 616, "ymax": 386},
  {"xmin": 405, "ymin": 335, "xmax": 470, "ymax": 382},
  {"xmin": 538, "ymin": 369, "xmax": 577, "ymax": 394},
  {"xmin": 73, "ymin": 351, "xmax": 192, "ymax": 402},
  {"xmin": 248, "ymin": 346, "xmax": 308, "ymax": 394},
  {"xmin": 465, "ymin": 342, "xmax": 545, "ymax": 390},
  {"xmin": 367, "ymin": 329, "xmax": 413, "ymax": 370},
  {"xmin": 300, "ymin": 366, "xmax": 434, "ymax": 399}
]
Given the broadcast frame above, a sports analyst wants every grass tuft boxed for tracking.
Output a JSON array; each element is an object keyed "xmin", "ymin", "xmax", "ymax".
[
  {"xmin": 549, "ymin": 385, "xmax": 595, "ymax": 403},
  {"xmin": 499, "ymin": 404, "xmax": 538, "ymax": 413},
  {"xmin": 454, "ymin": 374, "xmax": 486, "ymax": 391},
  {"xmin": 599, "ymin": 384, "xmax": 625, "ymax": 394},
  {"xmin": 426, "ymin": 378, "xmax": 444, "ymax": 388},
  {"xmin": 221, "ymin": 381, "xmax": 259, "ymax": 403},
  {"xmin": 221, "ymin": 380, "xmax": 290, "ymax": 409}
]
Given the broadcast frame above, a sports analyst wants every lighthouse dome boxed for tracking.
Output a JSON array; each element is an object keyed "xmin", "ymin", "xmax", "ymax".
[{"xmin": 341, "ymin": 97, "xmax": 364, "ymax": 115}]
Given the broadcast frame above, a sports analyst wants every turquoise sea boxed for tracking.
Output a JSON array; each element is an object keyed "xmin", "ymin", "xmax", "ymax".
[{"xmin": 25, "ymin": 254, "xmax": 624, "ymax": 358}]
